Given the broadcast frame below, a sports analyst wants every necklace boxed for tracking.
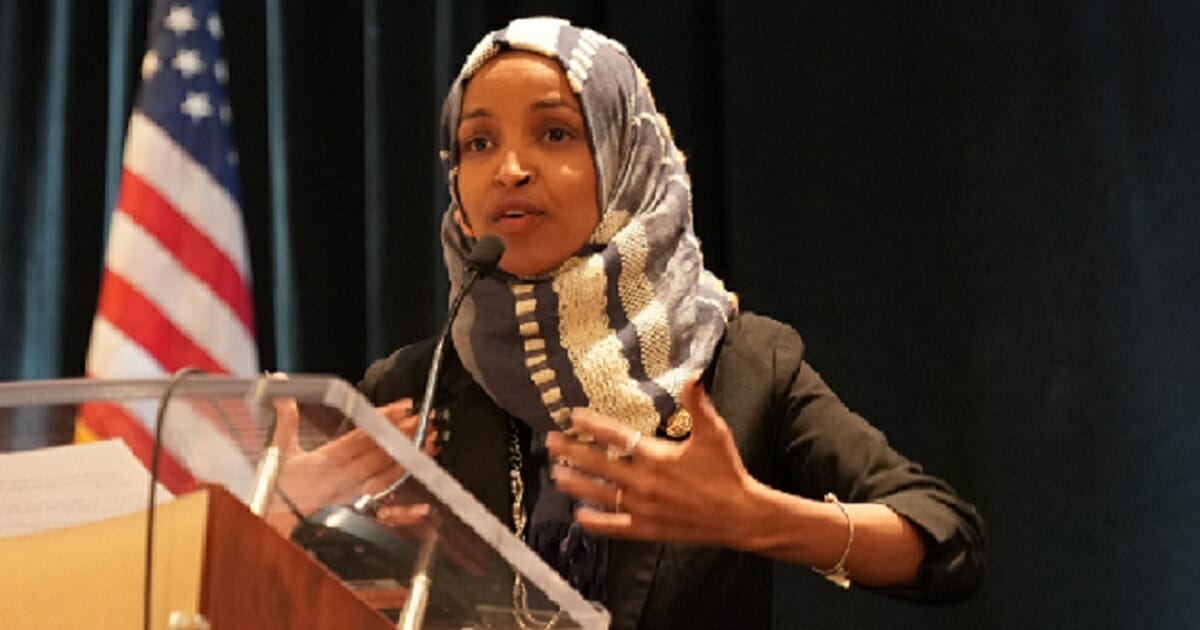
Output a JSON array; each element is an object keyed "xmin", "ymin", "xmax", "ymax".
[{"xmin": 508, "ymin": 419, "xmax": 563, "ymax": 630}]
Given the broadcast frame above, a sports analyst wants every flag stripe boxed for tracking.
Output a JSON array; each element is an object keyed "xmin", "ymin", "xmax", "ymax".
[
  {"xmin": 84, "ymin": 318, "xmax": 258, "ymax": 498},
  {"xmin": 78, "ymin": 401, "xmax": 198, "ymax": 493},
  {"xmin": 117, "ymin": 167, "xmax": 255, "ymax": 333},
  {"xmin": 96, "ymin": 268, "xmax": 224, "ymax": 373},
  {"xmin": 123, "ymin": 111, "xmax": 250, "ymax": 280},
  {"xmin": 105, "ymin": 210, "xmax": 256, "ymax": 373},
  {"xmin": 85, "ymin": 315, "xmax": 165, "ymax": 377},
  {"xmin": 120, "ymin": 397, "xmax": 257, "ymax": 499}
]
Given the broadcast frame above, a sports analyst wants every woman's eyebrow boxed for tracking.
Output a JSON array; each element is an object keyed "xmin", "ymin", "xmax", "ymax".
[
  {"xmin": 460, "ymin": 107, "xmax": 491, "ymax": 121},
  {"xmin": 531, "ymin": 98, "xmax": 580, "ymax": 113},
  {"xmin": 459, "ymin": 100, "xmax": 579, "ymax": 124}
]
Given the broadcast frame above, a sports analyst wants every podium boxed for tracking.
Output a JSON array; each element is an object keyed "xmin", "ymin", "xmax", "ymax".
[{"xmin": 0, "ymin": 376, "xmax": 610, "ymax": 629}]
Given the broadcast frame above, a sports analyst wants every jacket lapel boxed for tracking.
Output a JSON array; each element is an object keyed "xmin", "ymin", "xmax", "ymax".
[
  {"xmin": 604, "ymin": 539, "xmax": 665, "ymax": 629},
  {"xmin": 436, "ymin": 351, "xmax": 515, "ymax": 527}
]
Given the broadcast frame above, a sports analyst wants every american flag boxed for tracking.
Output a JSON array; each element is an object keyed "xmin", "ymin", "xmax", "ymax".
[{"xmin": 78, "ymin": 0, "xmax": 258, "ymax": 493}]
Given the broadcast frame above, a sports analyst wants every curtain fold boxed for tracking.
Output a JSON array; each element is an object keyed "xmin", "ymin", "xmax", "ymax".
[
  {"xmin": 1, "ymin": 1, "xmax": 68, "ymax": 380},
  {"xmin": 21, "ymin": 0, "xmax": 70, "ymax": 380}
]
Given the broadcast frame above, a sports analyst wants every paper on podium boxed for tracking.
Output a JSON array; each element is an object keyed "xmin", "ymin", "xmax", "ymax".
[{"xmin": 0, "ymin": 439, "xmax": 174, "ymax": 538}]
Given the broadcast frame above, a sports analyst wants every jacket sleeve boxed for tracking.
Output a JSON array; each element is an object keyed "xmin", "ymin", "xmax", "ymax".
[
  {"xmin": 763, "ymin": 317, "xmax": 987, "ymax": 604},
  {"xmin": 358, "ymin": 338, "xmax": 437, "ymax": 405}
]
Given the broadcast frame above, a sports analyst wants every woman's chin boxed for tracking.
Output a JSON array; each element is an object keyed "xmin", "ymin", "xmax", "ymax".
[{"xmin": 498, "ymin": 254, "xmax": 558, "ymax": 278}]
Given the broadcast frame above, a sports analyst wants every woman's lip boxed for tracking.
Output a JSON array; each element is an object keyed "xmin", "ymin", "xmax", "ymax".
[
  {"xmin": 491, "ymin": 212, "xmax": 545, "ymax": 236},
  {"xmin": 491, "ymin": 209, "xmax": 545, "ymax": 220},
  {"xmin": 490, "ymin": 200, "xmax": 544, "ymax": 222}
]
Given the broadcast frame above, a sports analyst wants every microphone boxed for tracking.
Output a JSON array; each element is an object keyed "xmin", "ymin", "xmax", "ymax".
[
  {"xmin": 292, "ymin": 235, "xmax": 505, "ymax": 595},
  {"xmin": 357, "ymin": 234, "xmax": 505, "ymax": 511},
  {"xmin": 366, "ymin": 234, "xmax": 505, "ymax": 628},
  {"xmin": 411, "ymin": 234, "xmax": 505, "ymax": 450},
  {"xmin": 465, "ymin": 232, "xmax": 506, "ymax": 276}
]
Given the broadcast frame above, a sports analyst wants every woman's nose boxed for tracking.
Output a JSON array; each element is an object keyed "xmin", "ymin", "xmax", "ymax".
[{"xmin": 494, "ymin": 150, "xmax": 532, "ymax": 187}]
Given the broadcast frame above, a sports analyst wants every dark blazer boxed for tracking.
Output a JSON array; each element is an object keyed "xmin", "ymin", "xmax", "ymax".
[{"xmin": 360, "ymin": 312, "xmax": 986, "ymax": 629}]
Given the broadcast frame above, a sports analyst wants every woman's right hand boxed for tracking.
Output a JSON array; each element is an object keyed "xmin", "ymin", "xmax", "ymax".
[{"xmin": 270, "ymin": 397, "xmax": 440, "ymax": 522}]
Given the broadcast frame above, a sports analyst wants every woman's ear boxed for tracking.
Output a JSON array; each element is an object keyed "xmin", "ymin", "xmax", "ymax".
[{"xmin": 454, "ymin": 207, "xmax": 476, "ymax": 239}]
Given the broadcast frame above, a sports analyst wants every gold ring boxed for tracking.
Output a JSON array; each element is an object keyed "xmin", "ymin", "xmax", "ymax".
[{"xmin": 614, "ymin": 487, "xmax": 624, "ymax": 513}]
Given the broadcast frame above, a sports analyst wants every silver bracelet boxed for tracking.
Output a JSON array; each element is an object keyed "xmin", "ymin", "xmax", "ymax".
[{"xmin": 812, "ymin": 492, "xmax": 853, "ymax": 589}]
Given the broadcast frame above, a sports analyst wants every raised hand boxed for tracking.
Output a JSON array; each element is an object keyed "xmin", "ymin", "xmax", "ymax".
[{"xmin": 545, "ymin": 373, "xmax": 763, "ymax": 548}]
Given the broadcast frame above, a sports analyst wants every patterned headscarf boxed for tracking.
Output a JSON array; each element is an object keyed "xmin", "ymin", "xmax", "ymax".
[{"xmin": 441, "ymin": 17, "xmax": 736, "ymax": 441}]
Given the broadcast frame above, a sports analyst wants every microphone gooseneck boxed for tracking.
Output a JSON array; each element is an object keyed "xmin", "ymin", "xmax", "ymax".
[
  {"xmin": 291, "ymin": 235, "xmax": 505, "ymax": 624},
  {"xmin": 411, "ymin": 234, "xmax": 505, "ymax": 449}
]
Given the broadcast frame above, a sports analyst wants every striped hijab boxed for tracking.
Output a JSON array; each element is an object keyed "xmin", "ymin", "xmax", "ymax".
[{"xmin": 441, "ymin": 17, "xmax": 735, "ymax": 441}]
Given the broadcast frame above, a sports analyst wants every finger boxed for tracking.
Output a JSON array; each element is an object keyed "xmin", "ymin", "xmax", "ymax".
[
  {"xmin": 550, "ymin": 465, "xmax": 619, "ymax": 506},
  {"xmin": 346, "ymin": 444, "xmax": 404, "ymax": 482},
  {"xmin": 574, "ymin": 506, "xmax": 633, "ymax": 532},
  {"xmin": 262, "ymin": 372, "xmax": 302, "ymax": 452},
  {"xmin": 378, "ymin": 398, "xmax": 415, "ymax": 415},
  {"xmin": 377, "ymin": 399, "xmax": 416, "ymax": 425},
  {"xmin": 679, "ymin": 371, "xmax": 725, "ymax": 438},
  {"xmin": 553, "ymin": 466, "xmax": 688, "ymax": 529},
  {"xmin": 271, "ymin": 398, "xmax": 301, "ymax": 452},
  {"xmin": 320, "ymin": 425, "xmax": 438, "ymax": 483},
  {"xmin": 384, "ymin": 506, "xmax": 485, "ymax": 575},
  {"xmin": 318, "ymin": 428, "xmax": 380, "ymax": 464},
  {"xmin": 567, "ymin": 407, "xmax": 643, "ymax": 454},
  {"xmin": 377, "ymin": 399, "xmax": 424, "ymax": 439},
  {"xmin": 546, "ymin": 433, "xmax": 642, "ymax": 488},
  {"xmin": 423, "ymin": 434, "xmax": 442, "ymax": 458},
  {"xmin": 376, "ymin": 503, "xmax": 432, "ymax": 529},
  {"xmin": 576, "ymin": 506, "xmax": 707, "ymax": 543}
]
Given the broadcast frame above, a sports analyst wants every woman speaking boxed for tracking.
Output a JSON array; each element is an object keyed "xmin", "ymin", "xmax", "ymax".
[{"xmin": 358, "ymin": 17, "xmax": 986, "ymax": 629}]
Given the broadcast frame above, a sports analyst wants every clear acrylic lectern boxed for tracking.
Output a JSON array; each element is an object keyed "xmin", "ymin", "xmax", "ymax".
[{"xmin": 0, "ymin": 375, "xmax": 609, "ymax": 630}]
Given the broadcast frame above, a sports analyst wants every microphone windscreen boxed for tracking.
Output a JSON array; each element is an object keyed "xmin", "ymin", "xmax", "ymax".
[{"xmin": 466, "ymin": 234, "xmax": 506, "ymax": 277}]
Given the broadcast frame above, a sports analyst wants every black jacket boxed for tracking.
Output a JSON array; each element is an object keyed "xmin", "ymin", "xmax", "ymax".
[{"xmin": 360, "ymin": 312, "xmax": 986, "ymax": 629}]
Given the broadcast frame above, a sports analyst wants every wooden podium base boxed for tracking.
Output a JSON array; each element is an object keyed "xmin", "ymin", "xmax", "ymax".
[{"xmin": 0, "ymin": 485, "xmax": 393, "ymax": 630}]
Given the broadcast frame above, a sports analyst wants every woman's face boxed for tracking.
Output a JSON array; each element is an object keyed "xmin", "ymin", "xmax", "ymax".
[{"xmin": 455, "ymin": 51, "xmax": 599, "ymax": 277}]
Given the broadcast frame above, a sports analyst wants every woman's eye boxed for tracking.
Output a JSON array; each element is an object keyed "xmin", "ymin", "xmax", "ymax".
[
  {"xmin": 462, "ymin": 137, "xmax": 491, "ymax": 152},
  {"xmin": 544, "ymin": 127, "xmax": 570, "ymax": 142}
]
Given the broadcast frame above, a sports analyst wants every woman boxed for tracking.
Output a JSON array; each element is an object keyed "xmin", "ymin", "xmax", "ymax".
[{"xmin": 359, "ymin": 17, "xmax": 985, "ymax": 629}]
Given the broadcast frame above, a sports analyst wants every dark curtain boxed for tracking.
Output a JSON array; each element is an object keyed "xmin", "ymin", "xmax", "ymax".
[
  {"xmin": 2, "ymin": 1, "xmax": 1198, "ymax": 627},
  {"xmin": 0, "ymin": 0, "xmax": 113, "ymax": 380}
]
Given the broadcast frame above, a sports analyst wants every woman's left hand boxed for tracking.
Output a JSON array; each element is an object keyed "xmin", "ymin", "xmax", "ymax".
[{"xmin": 545, "ymin": 373, "xmax": 764, "ymax": 548}]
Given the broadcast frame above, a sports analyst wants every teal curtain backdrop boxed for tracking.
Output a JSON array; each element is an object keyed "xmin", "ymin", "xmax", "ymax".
[{"xmin": 1, "ymin": 1, "xmax": 1198, "ymax": 627}]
